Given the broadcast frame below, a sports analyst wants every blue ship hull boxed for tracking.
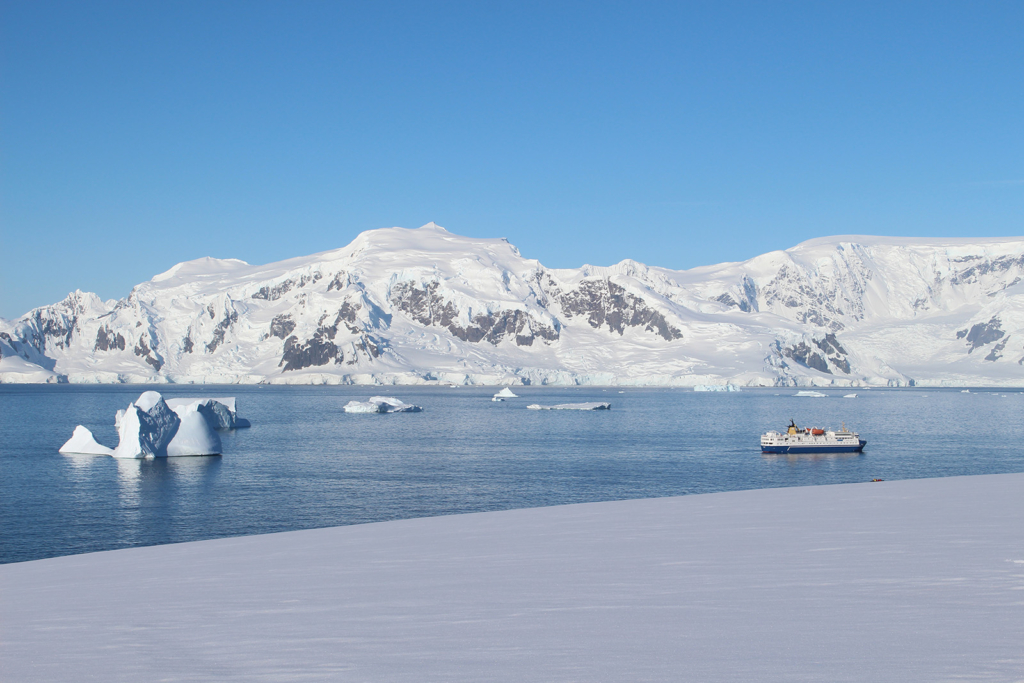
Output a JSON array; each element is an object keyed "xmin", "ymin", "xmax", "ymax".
[{"xmin": 762, "ymin": 441, "xmax": 866, "ymax": 454}]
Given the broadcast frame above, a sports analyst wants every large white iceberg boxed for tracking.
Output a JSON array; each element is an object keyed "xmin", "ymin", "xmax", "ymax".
[
  {"xmin": 494, "ymin": 387, "xmax": 519, "ymax": 399},
  {"xmin": 62, "ymin": 391, "xmax": 233, "ymax": 459},
  {"xmin": 342, "ymin": 396, "xmax": 424, "ymax": 413},
  {"xmin": 58, "ymin": 426, "xmax": 114, "ymax": 456},
  {"xmin": 793, "ymin": 390, "xmax": 827, "ymax": 398},
  {"xmin": 526, "ymin": 402, "xmax": 611, "ymax": 411}
]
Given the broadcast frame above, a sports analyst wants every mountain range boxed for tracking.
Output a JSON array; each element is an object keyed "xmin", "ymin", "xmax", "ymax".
[{"xmin": 3, "ymin": 223, "xmax": 1023, "ymax": 387}]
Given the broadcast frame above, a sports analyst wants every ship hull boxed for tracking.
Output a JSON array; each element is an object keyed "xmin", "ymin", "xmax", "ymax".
[{"xmin": 762, "ymin": 440, "xmax": 866, "ymax": 454}]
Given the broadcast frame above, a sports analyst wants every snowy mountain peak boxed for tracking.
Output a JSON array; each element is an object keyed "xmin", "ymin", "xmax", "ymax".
[{"xmin": 2, "ymin": 227, "xmax": 1023, "ymax": 387}]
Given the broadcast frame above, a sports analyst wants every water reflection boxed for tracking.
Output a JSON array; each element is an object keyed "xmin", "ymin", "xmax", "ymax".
[{"xmin": 762, "ymin": 452, "xmax": 865, "ymax": 464}]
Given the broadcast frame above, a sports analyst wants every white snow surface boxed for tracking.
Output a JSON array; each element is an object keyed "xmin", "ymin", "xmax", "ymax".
[
  {"xmin": 526, "ymin": 402, "xmax": 611, "ymax": 410},
  {"xmin": 2, "ymin": 473, "xmax": 1022, "ymax": 682},
  {"xmin": 4, "ymin": 225, "xmax": 1024, "ymax": 386},
  {"xmin": 58, "ymin": 426, "xmax": 114, "ymax": 456},
  {"xmin": 342, "ymin": 396, "xmax": 423, "ymax": 413}
]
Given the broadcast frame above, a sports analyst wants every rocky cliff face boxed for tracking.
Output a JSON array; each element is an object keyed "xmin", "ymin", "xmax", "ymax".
[{"xmin": 2, "ymin": 225, "xmax": 1023, "ymax": 386}]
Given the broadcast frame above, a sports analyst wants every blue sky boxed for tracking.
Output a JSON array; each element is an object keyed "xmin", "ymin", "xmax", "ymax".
[{"xmin": 2, "ymin": 1, "xmax": 1022, "ymax": 319}]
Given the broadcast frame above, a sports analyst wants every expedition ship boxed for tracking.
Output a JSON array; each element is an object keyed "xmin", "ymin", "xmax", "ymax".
[{"xmin": 761, "ymin": 420, "xmax": 866, "ymax": 454}]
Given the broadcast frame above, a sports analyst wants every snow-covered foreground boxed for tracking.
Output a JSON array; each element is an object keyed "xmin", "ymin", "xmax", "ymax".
[{"xmin": 2, "ymin": 473, "xmax": 1023, "ymax": 682}]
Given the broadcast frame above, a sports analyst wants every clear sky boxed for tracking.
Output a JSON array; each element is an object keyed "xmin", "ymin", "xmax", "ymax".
[{"xmin": 2, "ymin": 1, "xmax": 1022, "ymax": 319}]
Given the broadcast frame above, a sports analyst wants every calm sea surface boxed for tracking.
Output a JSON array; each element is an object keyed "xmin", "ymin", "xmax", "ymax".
[{"xmin": 1, "ymin": 385, "xmax": 1022, "ymax": 564}]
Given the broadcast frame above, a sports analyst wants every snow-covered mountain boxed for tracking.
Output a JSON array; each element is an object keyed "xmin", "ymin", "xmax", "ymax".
[{"xmin": 3, "ymin": 224, "xmax": 1024, "ymax": 386}]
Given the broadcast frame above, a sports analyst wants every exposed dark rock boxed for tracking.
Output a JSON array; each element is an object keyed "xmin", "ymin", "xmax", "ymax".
[
  {"xmin": 782, "ymin": 341, "xmax": 831, "ymax": 373},
  {"xmin": 950, "ymin": 255, "xmax": 1024, "ymax": 286},
  {"xmin": 278, "ymin": 302, "xmax": 383, "ymax": 371},
  {"xmin": 830, "ymin": 356, "xmax": 851, "ymax": 373},
  {"xmin": 327, "ymin": 271, "xmax": 350, "ymax": 292},
  {"xmin": 206, "ymin": 311, "xmax": 239, "ymax": 353},
  {"xmin": 94, "ymin": 327, "xmax": 126, "ymax": 352},
  {"xmin": 182, "ymin": 336, "xmax": 194, "ymax": 353},
  {"xmin": 253, "ymin": 273, "xmax": 324, "ymax": 300},
  {"xmin": 984, "ymin": 339, "xmax": 1008, "ymax": 362},
  {"xmin": 557, "ymin": 280, "xmax": 681, "ymax": 341},
  {"xmin": 280, "ymin": 333, "xmax": 338, "ymax": 371},
  {"xmin": 391, "ymin": 282, "xmax": 559, "ymax": 346},
  {"xmin": 962, "ymin": 318, "xmax": 1004, "ymax": 353},
  {"xmin": 270, "ymin": 315, "xmax": 296, "ymax": 340},
  {"xmin": 133, "ymin": 336, "xmax": 163, "ymax": 371},
  {"xmin": 814, "ymin": 333, "xmax": 847, "ymax": 356}
]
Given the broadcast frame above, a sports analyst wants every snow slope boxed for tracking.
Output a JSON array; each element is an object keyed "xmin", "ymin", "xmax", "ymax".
[
  {"xmin": 2, "ymin": 473, "xmax": 1022, "ymax": 682},
  {"xmin": 3, "ymin": 224, "xmax": 1024, "ymax": 386}
]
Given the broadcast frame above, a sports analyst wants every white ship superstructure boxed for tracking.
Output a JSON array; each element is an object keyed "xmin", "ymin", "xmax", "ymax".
[{"xmin": 761, "ymin": 420, "xmax": 866, "ymax": 454}]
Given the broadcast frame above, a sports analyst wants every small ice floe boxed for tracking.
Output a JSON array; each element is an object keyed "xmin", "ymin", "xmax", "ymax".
[
  {"xmin": 492, "ymin": 397, "xmax": 505, "ymax": 402},
  {"xmin": 693, "ymin": 384, "xmax": 741, "ymax": 392},
  {"xmin": 794, "ymin": 391, "xmax": 827, "ymax": 398},
  {"xmin": 59, "ymin": 426, "xmax": 114, "ymax": 456},
  {"xmin": 343, "ymin": 396, "xmax": 424, "ymax": 413},
  {"xmin": 843, "ymin": 393, "xmax": 858, "ymax": 399},
  {"xmin": 527, "ymin": 402, "xmax": 611, "ymax": 411},
  {"xmin": 961, "ymin": 389, "xmax": 971, "ymax": 393},
  {"xmin": 493, "ymin": 387, "xmax": 519, "ymax": 400}
]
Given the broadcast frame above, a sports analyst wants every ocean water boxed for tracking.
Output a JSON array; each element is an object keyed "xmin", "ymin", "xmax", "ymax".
[{"xmin": 1, "ymin": 385, "xmax": 1022, "ymax": 564}]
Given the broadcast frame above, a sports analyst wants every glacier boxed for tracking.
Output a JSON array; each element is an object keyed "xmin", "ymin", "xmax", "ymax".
[{"xmin": 2, "ymin": 224, "xmax": 1024, "ymax": 387}]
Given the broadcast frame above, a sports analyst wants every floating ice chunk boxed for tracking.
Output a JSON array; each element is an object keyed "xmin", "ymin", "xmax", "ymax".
[
  {"xmin": 961, "ymin": 389, "xmax": 971, "ymax": 393},
  {"xmin": 793, "ymin": 391, "xmax": 827, "ymax": 398},
  {"xmin": 843, "ymin": 393, "xmax": 858, "ymax": 399},
  {"xmin": 59, "ymin": 426, "xmax": 114, "ymax": 456},
  {"xmin": 343, "ymin": 396, "xmax": 424, "ymax": 413},
  {"xmin": 527, "ymin": 402, "xmax": 611, "ymax": 411},
  {"xmin": 491, "ymin": 397, "xmax": 505, "ymax": 402},
  {"xmin": 693, "ymin": 384, "xmax": 741, "ymax": 392},
  {"xmin": 164, "ymin": 397, "xmax": 250, "ymax": 429},
  {"xmin": 494, "ymin": 387, "xmax": 519, "ymax": 399},
  {"xmin": 166, "ymin": 404, "xmax": 222, "ymax": 456},
  {"xmin": 112, "ymin": 392, "xmax": 181, "ymax": 459}
]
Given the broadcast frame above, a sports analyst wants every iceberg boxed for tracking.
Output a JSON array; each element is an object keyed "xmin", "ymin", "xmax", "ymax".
[
  {"xmin": 165, "ymin": 397, "xmax": 250, "ymax": 430},
  {"xmin": 58, "ymin": 426, "xmax": 114, "ymax": 456},
  {"xmin": 342, "ymin": 396, "xmax": 424, "ymax": 414},
  {"xmin": 526, "ymin": 402, "xmax": 611, "ymax": 411},
  {"xmin": 693, "ymin": 384, "xmax": 741, "ymax": 392},
  {"xmin": 166, "ymin": 403, "xmax": 222, "ymax": 456},
  {"xmin": 843, "ymin": 393, "xmax": 858, "ymax": 399},
  {"xmin": 491, "ymin": 397, "xmax": 505, "ymax": 402},
  {"xmin": 494, "ymin": 387, "xmax": 519, "ymax": 399},
  {"xmin": 793, "ymin": 391, "xmax": 827, "ymax": 398},
  {"xmin": 60, "ymin": 391, "xmax": 234, "ymax": 458},
  {"xmin": 113, "ymin": 391, "xmax": 181, "ymax": 459}
]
